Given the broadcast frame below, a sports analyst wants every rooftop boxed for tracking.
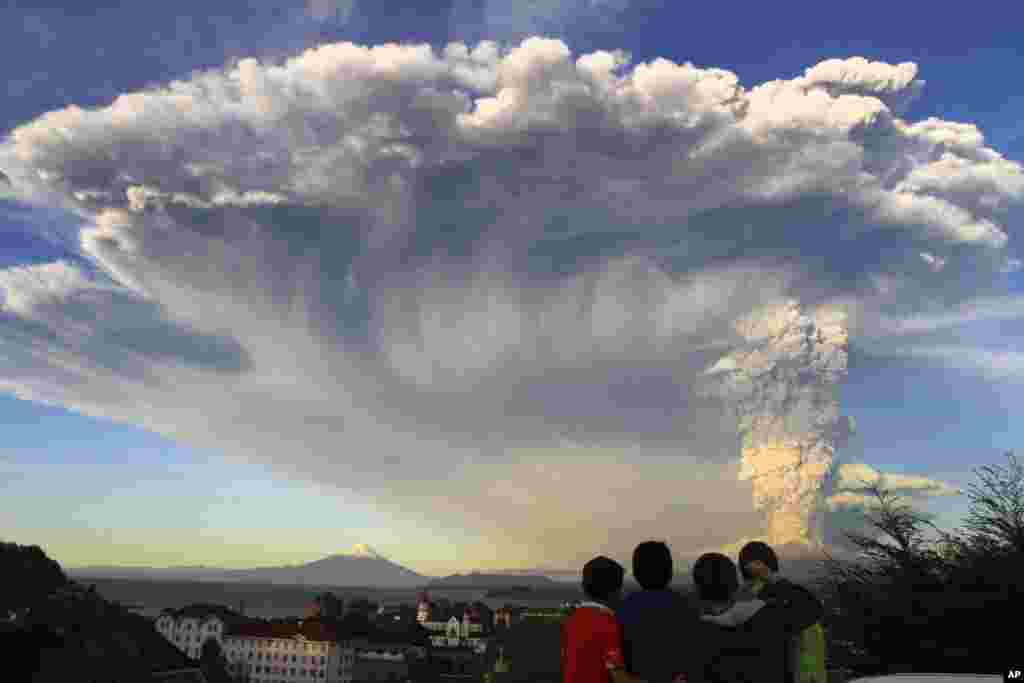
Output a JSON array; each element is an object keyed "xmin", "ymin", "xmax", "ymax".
[{"xmin": 225, "ymin": 619, "xmax": 339, "ymax": 642}]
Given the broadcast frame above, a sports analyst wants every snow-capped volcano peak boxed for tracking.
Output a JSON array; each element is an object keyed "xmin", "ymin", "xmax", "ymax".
[{"xmin": 349, "ymin": 543, "xmax": 382, "ymax": 559}]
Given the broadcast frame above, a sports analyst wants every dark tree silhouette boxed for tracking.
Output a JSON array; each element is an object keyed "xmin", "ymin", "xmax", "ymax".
[
  {"xmin": 0, "ymin": 541, "xmax": 68, "ymax": 616},
  {"xmin": 959, "ymin": 451, "xmax": 1024, "ymax": 555},
  {"xmin": 821, "ymin": 456, "xmax": 1024, "ymax": 677},
  {"xmin": 313, "ymin": 591, "xmax": 344, "ymax": 618},
  {"xmin": 347, "ymin": 596, "xmax": 378, "ymax": 613},
  {"xmin": 339, "ymin": 610, "xmax": 374, "ymax": 637},
  {"xmin": 200, "ymin": 638, "xmax": 231, "ymax": 683},
  {"xmin": 824, "ymin": 483, "xmax": 950, "ymax": 590}
]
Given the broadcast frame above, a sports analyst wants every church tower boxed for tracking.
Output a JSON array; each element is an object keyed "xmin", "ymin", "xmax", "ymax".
[{"xmin": 416, "ymin": 591, "xmax": 431, "ymax": 623}]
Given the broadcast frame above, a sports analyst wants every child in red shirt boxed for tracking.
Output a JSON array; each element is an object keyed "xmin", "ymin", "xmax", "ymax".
[{"xmin": 562, "ymin": 556, "xmax": 649, "ymax": 683}]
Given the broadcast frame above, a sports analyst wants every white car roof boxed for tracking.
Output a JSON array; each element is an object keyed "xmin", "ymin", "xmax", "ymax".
[{"xmin": 851, "ymin": 676, "xmax": 1001, "ymax": 683}]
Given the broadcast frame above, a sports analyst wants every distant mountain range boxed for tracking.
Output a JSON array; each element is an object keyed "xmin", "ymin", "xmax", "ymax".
[
  {"xmin": 69, "ymin": 541, "xmax": 832, "ymax": 592},
  {"xmin": 69, "ymin": 544, "xmax": 428, "ymax": 589},
  {"xmin": 425, "ymin": 572, "xmax": 561, "ymax": 589},
  {"xmin": 480, "ymin": 543, "xmax": 835, "ymax": 587},
  {"xmin": 486, "ymin": 568, "xmax": 580, "ymax": 582}
]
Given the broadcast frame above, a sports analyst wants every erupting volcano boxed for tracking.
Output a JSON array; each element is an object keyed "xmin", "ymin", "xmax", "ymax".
[{"xmin": 702, "ymin": 300, "xmax": 855, "ymax": 550}]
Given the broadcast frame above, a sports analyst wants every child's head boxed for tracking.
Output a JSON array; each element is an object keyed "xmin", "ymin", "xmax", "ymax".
[
  {"xmin": 738, "ymin": 541, "xmax": 779, "ymax": 582},
  {"xmin": 632, "ymin": 541, "xmax": 673, "ymax": 590},
  {"xmin": 582, "ymin": 555, "xmax": 625, "ymax": 602},
  {"xmin": 692, "ymin": 552, "xmax": 739, "ymax": 603}
]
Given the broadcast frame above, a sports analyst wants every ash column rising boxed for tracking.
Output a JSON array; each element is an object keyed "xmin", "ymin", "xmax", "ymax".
[{"xmin": 702, "ymin": 300, "xmax": 854, "ymax": 548}]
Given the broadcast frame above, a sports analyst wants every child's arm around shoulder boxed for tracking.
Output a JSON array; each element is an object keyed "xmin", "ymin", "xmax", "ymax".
[
  {"xmin": 603, "ymin": 611, "xmax": 650, "ymax": 683},
  {"xmin": 700, "ymin": 600, "xmax": 768, "ymax": 627},
  {"xmin": 752, "ymin": 578, "xmax": 824, "ymax": 635}
]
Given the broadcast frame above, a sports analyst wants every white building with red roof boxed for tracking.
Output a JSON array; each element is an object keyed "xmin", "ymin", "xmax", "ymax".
[
  {"xmin": 222, "ymin": 619, "xmax": 353, "ymax": 683},
  {"xmin": 155, "ymin": 603, "xmax": 256, "ymax": 660}
]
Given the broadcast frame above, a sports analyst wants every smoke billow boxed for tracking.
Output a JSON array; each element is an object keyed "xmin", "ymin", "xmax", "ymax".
[
  {"xmin": 0, "ymin": 38, "xmax": 1017, "ymax": 568},
  {"xmin": 701, "ymin": 301, "xmax": 853, "ymax": 550}
]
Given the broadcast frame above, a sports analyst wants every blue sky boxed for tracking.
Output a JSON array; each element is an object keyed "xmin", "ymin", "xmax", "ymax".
[{"xmin": 1, "ymin": 0, "xmax": 1022, "ymax": 575}]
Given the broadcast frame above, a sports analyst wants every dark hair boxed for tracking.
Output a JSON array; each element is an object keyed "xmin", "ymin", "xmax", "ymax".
[
  {"xmin": 582, "ymin": 556, "xmax": 625, "ymax": 602},
  {"xmin": 737, "ymin": 541, "xmax": 779, "ymax": 581},
  {"xmin": 632, "ymin": 541, "xmax": 673, "ymax": 590},
  {"xmin": 691, "ymin": 553, "xmax": 739, "ymax": 603}
]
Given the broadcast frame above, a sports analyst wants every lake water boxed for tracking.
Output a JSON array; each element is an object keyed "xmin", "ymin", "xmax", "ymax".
[{"xmin": 86, "ymin": 578, "xmax": 578, "ymax": 621}]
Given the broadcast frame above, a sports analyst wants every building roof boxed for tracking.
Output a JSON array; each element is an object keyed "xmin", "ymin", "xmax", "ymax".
[
  {"xmin": 225, "ymin": 619, "xmax": 339, "ymax": 642},
  {"xmin": 495, "ymin": 605, "xmax": 527, "ymax": 613},
  {"xmin": 223, "ymin": 616, "xmax": 431, "ymax": 647}
]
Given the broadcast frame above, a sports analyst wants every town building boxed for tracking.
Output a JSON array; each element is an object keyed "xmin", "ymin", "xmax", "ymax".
[
  {"xmin": 430, "ymin": 644, "xmax": 485, "ymax": 680},
  {"xmin": 155, "ymin": 604, "xmax": 256, "ymax": 660},
  {"xmin": 347, "ymin": 633, "xmax": 428, "ymax": 682},
  {"xmin": 492, "ymin": 606, "xmax": 527, "ymax": 629},
  {"xmin": 365, "ymin": 617, "xmax": 433, "ymax": 678},
  {"xmin": 375, "ymin": 603, "xmax": 418, "ymax": 626},
  {"xmin": 307, "ymin": 593, "xmax": 344, "ymax": 620},
  {"xmin": 415, "ymin": 595, "xmax": 492, "ymax": 652},
  {"xmin": 222, "ymin": 619, "xmax": 352, "ymax": 683},
  {"xmin": 415, "ymin": 592, "xmax": 432, "ymax": 625}
]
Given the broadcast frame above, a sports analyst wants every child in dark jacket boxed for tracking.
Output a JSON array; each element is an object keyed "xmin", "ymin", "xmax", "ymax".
[
  {"xmin": 687, "ymin": 553, "xmax": 823, "ymax": 683},
  {"xmin": 735, "ymin": 542, "xmax": 827, "ymax": 683},
  {"xmin": 616, "ymin": 541, "xmax": 700, "ymax": 683}
]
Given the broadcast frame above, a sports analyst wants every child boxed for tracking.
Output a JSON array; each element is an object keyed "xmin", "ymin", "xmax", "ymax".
[
  {"xmin": 616, "ymin": 541, "xmax": 699, "ymax": 683},
  {"xmin": 690, "ymin": 552, "xmax": 823, "ymax": 683},
  {"xmin": 736, "ymin": 542, "xmax": 827, "ymax": 683},
  {"xmin": 561, "ymin": 556, "xmax": 648, "ymax": 683}
]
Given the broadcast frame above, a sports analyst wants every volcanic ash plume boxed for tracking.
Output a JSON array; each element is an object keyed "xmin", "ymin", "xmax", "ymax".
[{"xmin": 701, "ymin": 301, "xmax": 853, "ymax": 549}]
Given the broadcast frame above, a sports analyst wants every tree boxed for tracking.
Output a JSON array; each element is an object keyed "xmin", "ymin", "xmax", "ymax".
[
  {"xmin": 0, "ymin": 542, "xmax": 68, "ymax": 615},
  {"xmin": 819, "ymin": 460, "xmax": 1024, "ymax": 676},
  {"xmin": 313, "ymin": 592, "xmax": 344, "ymax": 618},
  {"xmin": 822, "ymin": 483, "xmax": 949, "ymax": 590},
  {"xmin": 346, "ymin": 596, "xmax": 378, "ymax": 614},
  {"xmin": 339, "ymin": 610, "xmax": 374, "ymax": 637},
  {"xmin": 200, "ymin": 638, "xmax": 231, "ymax": 683},
  {"xmin": 820, "ymin": 482, "xmax": 960, "ymax": 674},
  {"xmin": 959, "ymin": 451, "xmax": 1024, "ymax": 556}
]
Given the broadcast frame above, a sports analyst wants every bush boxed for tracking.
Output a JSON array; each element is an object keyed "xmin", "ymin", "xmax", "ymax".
[
  {"xmin": 0, "ymin": 541, "xmax": 68, "ymax": 615},
  {"xmin": 820, "ymin": 452, "xmax": 1024, "ymax": 675}
]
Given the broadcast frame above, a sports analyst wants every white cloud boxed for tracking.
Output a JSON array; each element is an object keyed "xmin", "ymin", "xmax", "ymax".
[
  {"xmin": 854, "ymin": 294, "xmax": 1024, "ymax": 383},
  {"xmin": 903, "ymin": 346, "xmax": 1024, "ymax": 383},
  {"xmin": 798, "ymin": 57, "xmax": 924, "ymax": 114},
  {"xmin": 822, "ymin": 462, "xmax": 961, "ymax": 549},
  {"xmin": 0, "ymin": 41, "xmax": 1021, "ymax": 566},
  {"xmin": 864, "ymin": 295, "xmax": 1024, "ymax": 337},
  {"xmin": 0, "ymin": 261, "xmax": 102, "ymax": 317},
  {"xmin": 829, "ymin": 462, "xmax": 962, "ymax": 506}
]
